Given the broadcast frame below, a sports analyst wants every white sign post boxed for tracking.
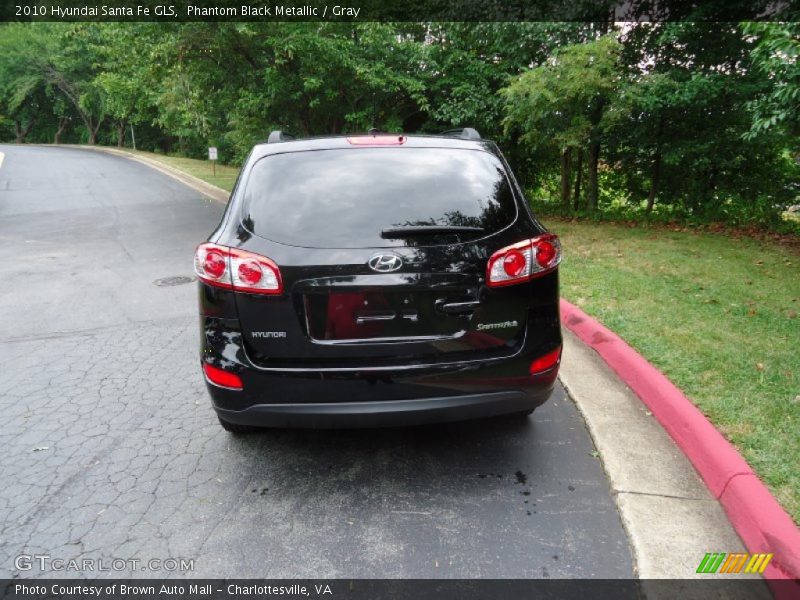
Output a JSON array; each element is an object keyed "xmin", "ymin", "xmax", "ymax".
[{"xmin": 208, "ymin": 147, "xmax": 218, "ymax": 176}]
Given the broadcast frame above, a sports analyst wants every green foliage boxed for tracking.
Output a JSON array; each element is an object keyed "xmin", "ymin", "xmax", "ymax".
[
  {"xmin": 421, "ymin": 22, "xmax": 590, "ymax": 138},
  {"xmin": 502, "ymin": 34, "xmax": 621, "ymax": 150},
  {"xmin": 93, "ymin": 24, "xmax": 158, "ymax": 145},
  {"xmin": 743, "ymin": 22, "xmax": 800, "ymax": 144},
  {"xmin": 0, "ymin": 24, "xmax": 52, "ymax": 141},
  {"xmin": 501, "ymin": 33, "xmax": 622, "ymax": 209},
  {"xmin": 0, "ymin": 21, "xmax": 796, "ymax": 229},
  {"xmin": 503, "ymin": 22, "xmax": 798, "ymax": 226}
]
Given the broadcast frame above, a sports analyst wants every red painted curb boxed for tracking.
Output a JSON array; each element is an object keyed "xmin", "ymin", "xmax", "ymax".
[{"xmin": 560, "ymin": 299, "xmax": 800, "ymax": 592}]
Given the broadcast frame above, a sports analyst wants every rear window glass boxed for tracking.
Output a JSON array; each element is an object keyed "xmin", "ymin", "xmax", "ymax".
[{"xmin": 241, "ymin": 147, "xmax": 518, "ymax": 248}]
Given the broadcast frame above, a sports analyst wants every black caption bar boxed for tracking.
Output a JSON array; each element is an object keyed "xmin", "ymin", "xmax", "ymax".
[
  {"xmin": 3, "ymin": 579, "xmax": 799, "ymax": 600},
  {"xmin": 1, "ymin": 0, "xmax": 798, "ymax": 22}
]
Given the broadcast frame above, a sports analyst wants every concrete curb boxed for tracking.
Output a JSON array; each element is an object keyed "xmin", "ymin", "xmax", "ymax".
[
  {"xmin": 60, "ymin": 145, "xmax": 230, "ymax": 204},
  {"xmin": 559, "ymin": 328, "xmax": 760, "ymax": 590},
  {"xmin": 560, "ymin": 299, "xmax": 800, "ymax": 592}
]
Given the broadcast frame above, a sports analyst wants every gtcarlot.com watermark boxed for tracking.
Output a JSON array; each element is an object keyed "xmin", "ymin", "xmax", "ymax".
[{"xmin": 15, "ymin": 554, "xmax": 194, "ymax": 572}]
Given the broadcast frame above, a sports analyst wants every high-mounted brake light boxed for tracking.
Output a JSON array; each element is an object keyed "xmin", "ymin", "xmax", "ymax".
[
  {"xmin": 346, "ymin": 135, "xmax": 405, "ymax": 146},
  {"xmin": 194, "ymin": 243, "xmax": 283, "ymax": 294},
  {"xmin": 486, "ymin": 234, "xmax": 561, "ymax": 288}
]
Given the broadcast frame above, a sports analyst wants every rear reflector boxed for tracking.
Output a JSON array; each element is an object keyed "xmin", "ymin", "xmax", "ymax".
[
  {"xmin": 530, "ymin": 346, "xmax": 562, "ymax": 375},
  {"xmin": 202, "ymin": 363, "xmax": 243, "ymax": 390},
  {"xmin": 346, "ymin": 135, "xmax": 406, "ymax": 146}
]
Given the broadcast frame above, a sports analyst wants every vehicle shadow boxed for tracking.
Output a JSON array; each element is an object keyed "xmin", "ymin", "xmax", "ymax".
[
  {"xmin": 192, "ymin": 385, "xmax": 633, "ymax": 579},
  {"xmin": 227, "ymin": 409, "xmax": 539, "ymax": 486},
  {"xmin": 219, "ymin": 387, "xmax": 586, "ymax": 495}
]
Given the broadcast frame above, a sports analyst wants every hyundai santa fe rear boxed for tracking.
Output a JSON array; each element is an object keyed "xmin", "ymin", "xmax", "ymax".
[{"xmin": 194, "ymin": 128, "xmax": 562, "ymax": 432}]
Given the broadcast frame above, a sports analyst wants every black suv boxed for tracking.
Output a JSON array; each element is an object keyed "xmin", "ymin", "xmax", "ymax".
[{"xmin": 195, "ymin": 128, "xmax": 562, "ymax": 432}]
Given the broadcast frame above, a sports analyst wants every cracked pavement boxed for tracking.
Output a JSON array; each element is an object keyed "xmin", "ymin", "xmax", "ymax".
[{"xmin": 0, "ymin": 145, "xmax": 634, "ymax": 579}]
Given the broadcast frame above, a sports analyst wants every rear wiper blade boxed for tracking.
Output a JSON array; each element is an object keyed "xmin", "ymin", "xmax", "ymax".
[{"xmin": 381, "ymin": 225, "xmax": 484, "ymax": 238}]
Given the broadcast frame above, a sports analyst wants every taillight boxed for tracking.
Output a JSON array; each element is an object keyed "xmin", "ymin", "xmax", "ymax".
[
  {"xmin": 203, "ymin": 249, "xmax": 227, "ymax": 279},
  {"xmin": 202, "ymin": 362, "xmax": 243, "ymax": 390},
  {"xmin": 486, "ymin": 234, "xmax": 561, "ymax": 287},
  {"xmin": 194, "ymin": 243, "xmax": 283, "ymax": 295}
]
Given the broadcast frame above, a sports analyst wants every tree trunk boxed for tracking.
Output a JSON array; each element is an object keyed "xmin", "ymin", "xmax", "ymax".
[
  {"xmin": 298, "ymin": 105, "xmax": 312, "ymax": 136},
  {"xmin": 116, "ymin": 120, "xmax": 126, "ymax": 147},
  {"xmin": 560, "ymin": 147, "xmax": 572, "ymax": 210},
  {"xmin": 647, "ymin": 115, "xmax": 665, "ymax": 215},
  {"xmin": 89, "ymin": 119, "xmax": 103, "ymax": 146},
  {"xmin": 587, "ymin": 141, "xmax": 600, "ymax": 211},
  {"xmin": 48, "ymin": 71, "xmax": 104, "ymax": 148},
  {"xmin": 573, "ymin": 148, "xmax": 583, "ymax": 211},
  {"xmin": 586, "ymin": 93, "xmax": 605, "ymax": 211},
  {"xmin": 646, "ymin": 151, "xmax": 661, "ymax": 214},
  {"xmin": 14, "ymin": 118, "xmax": 35, "ymax": 144},
  {"xmin": 80, "ymin": 115, "xmax": 102, "ymax": 145},
  {"xmin": 53, "ymin": 117, "xmax": 69, "ymax": 144},
  {"xmin": 72, "ymin": 108, "xmax": 99, "ymax": 145}
]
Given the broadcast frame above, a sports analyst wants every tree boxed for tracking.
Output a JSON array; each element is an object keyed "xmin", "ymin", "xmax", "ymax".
[
  {"xmin": 150, "ymin": 22, "xmax": 430, "ymax": 160},
  {"xmin": 44, "ymin": 24, "xmax": 107, "ymax": 144},
  {"xmin": 48, "ymin": 91, "xmax": 74, "ymax": 144},
  {"xmin": 420, "ymin": 23, "xmax": 592, "ymax": 140},
  {"xmin": 95, "ymin": 25, "xmax": 156, "ymax": 147},
  {"xmin": 501, "ymin": 34, "xmax": 622, "ymax": 210},
  {"xmin": 0, "ymin": 21, "xmax": 795, "ymax": 229},
  {"xmin": 0, "ymin": 24, "xmax": 52, "ymax": 143},
  {"xmin": 0, "ymin": 23, "xmax": 108, "ymax": 145},
  {"xmin": 743, "ymin": 22, "xmax": 800, "ymax": 147},
  {"xmin": 605, "ymin": 22, "xmax": 797, "ymax": 223}
]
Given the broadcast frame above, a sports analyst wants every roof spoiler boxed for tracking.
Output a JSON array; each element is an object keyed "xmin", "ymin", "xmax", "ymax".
[
  {"xmin": 267, "ymin": 130, "xmax": 295, "ymax": 144},
  {"xmin": 441, "ymin": 127, "xmax": 481, "ymax": 141}
]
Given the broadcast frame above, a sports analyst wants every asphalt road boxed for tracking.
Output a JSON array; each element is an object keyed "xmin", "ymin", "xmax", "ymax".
[{"xmin": 0, "ymin": 145, "xmax": 634, "ymax": 579}]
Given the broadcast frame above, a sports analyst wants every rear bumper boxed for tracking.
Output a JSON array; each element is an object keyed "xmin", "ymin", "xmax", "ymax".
[
  {"xmin": 200, "ymin": 314, "xmax": 561, "ymax": 428},
  {"xmin": 214, "ymin": 390, "xmax": 547, "ymax": 429}
]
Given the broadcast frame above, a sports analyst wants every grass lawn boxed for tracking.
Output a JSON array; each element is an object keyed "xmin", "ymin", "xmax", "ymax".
[
  {"xmin": 125, "ymin": 151, "xmax": 799, "ymax": 522},
  {"xmin": 547, "ymin": 218, "xmax": 799, "ymax": 522},
  {"xmin": 125, "ymin": 149, "xmax": 241, "ymax": 192}
]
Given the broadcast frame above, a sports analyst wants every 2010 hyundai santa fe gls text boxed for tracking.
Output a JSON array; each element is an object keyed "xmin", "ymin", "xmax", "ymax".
[{"xmin": 194, "ymin": 128, "xmax": 563, "ymax": 432}]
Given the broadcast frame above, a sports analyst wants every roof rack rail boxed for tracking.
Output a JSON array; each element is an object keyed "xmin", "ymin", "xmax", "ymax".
[
  {"xmin": 267, "ymin": 130, "xmax": 295, "ymax": 144},
  {"xmin": 441, "ymin": 127, "xmax": 481, "ymax": 141}
]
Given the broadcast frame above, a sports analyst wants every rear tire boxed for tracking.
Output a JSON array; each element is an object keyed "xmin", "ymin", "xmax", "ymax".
[{"xmin": 217, "ymin": 415, "xmax": 262, "ymax": 434}]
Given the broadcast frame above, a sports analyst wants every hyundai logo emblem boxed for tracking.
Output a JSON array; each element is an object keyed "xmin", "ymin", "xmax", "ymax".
[{"xmin": 368, "ymin": 253, "xmax": 403, "ymax": 273}]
